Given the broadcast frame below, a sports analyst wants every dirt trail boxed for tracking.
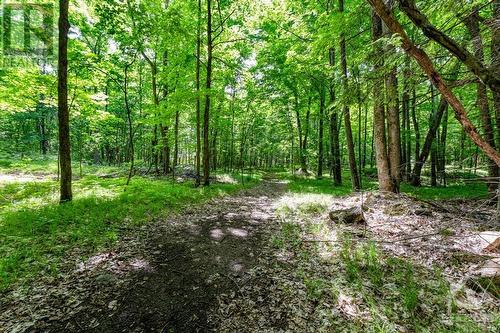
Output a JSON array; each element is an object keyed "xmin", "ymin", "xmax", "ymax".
[{"xmin": 1, "ymin": 178, "xmax": 286, "ymax": 333}]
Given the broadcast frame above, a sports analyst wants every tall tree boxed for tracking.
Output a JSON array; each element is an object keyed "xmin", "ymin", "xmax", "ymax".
[
  {"xmin": 203, "ymin": 0, "xmax": 213, "ymax": 185},
  {"xmin": 368, "ymin": 0, "xmax": 500, "ymax": 166},
  {"xmin": 397, "ymin": 0, "xmax": 500, "ymax": 94},
  {"xmin": 58, "ymin": 0, "xmax": 72, "ymax": 203},
  {"xmin": 371, "ymin": 10, "xmax": 394, "ymax": 192},
  {"xmin": 464, "ymin": 7, "xmax": 499, "ymax": 191},
  {"xmin": 195, "ymin": 0, "xmax": 202, "ymax": 186},
  {"xmin": 339, "ymin": 0, "xmax": 361, "ymax": 190},
  {"xmin": 329, "ymin": 47, "xmax": 342, "ymax": 185}
]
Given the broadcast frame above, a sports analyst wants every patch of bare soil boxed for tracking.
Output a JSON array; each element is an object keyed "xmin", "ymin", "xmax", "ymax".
[{"xmin": 0, "ymin": 180, "xmax": 286, "ymax": 332}]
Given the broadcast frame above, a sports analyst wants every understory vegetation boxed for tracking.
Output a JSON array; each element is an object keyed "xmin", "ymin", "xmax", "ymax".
[
  {"xmin": 266, "ymin": 197, "xmax": 498, "ymax": 332},
  {"xmin": 0, "ymin": 157, "xmax": 260, "ymax": 290}
]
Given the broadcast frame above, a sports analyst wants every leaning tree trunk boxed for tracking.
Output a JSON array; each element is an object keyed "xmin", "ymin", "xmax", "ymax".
[
  {"xmin": 58, "ymin": 0, "xmax": 72, "ymax": 203},
  {"xmin": 368, "ymin": 0, "xmax": 500, "ymax": 166},
  {"xmin": 411, "ymin": 97, "xmax": 448, "ymax": 186},
  {"xmin": 398, "ymin": 0, "xmax": 500, "ymax": 94}
]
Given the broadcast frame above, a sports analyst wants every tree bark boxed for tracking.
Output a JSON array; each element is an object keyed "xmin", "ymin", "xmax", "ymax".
[
  {"xmin": 411, "ymin": 88, "xmax": 420, "ymax": 162},
  {"xmin": 371, "ymin": 9, "xmax": 394, "ymax": 192},
  {"xmin": 125, "ymin": 61, "xmax": 135, "ymax": 186},
  {"xmin": 439, "ymin": 104, "xmax": 448, "ymax": 186},
  {"xmin": 203, "ymin": 0, "xmax": 212, "ymax": 186},
  {"xmin": 491, "ymin": 1, "xmax": 500, "ymax": 148},
  {"xmin": 386, "ymin": 69, "xmax": 401, "ymax": 190},
  {"xmin": 58, "ymin": 0, "xmax": 72, "ymax": 203},
  {"xmin": 317, "ymin": 87, "xmax": 325, "ymax": 178},
  {"xmin": 368, "ymin": 0, "xmax": 500, "ymax": 166},
  {"xmin": 329, "ymin": 47, "xmax": 342, "ymax": 185},
  {"xmin": 382, "ymin": 1, "xmax": 402, "ymax": 190},
  {"xmin": 411, "ymin": 96, "xmax": 448, "ymax": 186},
  {"xmin": 402, "ymin": 60, "xmax": 412, "ymax": 180},
  {"xmin": 340, "ymin": 0, "xmax": 361, "ymax": 190},
  {"xmin": 195, "ymin": 0, "xmax": 202, "ymax": 186},
  {"xmin": 465, "ymin": 7, "xmax": 499, "ymax": 191},
  {"xmin": 174, "ymin": 110, "xmax": 179, "ymax": 170}
]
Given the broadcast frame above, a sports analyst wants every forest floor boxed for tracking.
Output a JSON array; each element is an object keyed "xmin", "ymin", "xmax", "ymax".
[{"xmin": 0, "ymin": 166, "xmax": 499, "ymax": 332}]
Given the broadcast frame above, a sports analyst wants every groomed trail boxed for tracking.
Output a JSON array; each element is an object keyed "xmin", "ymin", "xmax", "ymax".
[{"xmin": 1, "ymin": 177, "xmax": 287, "ymax": 332}]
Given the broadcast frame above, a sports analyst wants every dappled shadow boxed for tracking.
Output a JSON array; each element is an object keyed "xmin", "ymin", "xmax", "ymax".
[{"xmin": 36, "ymin": 180, "xmax": 286, "ymax": 332}]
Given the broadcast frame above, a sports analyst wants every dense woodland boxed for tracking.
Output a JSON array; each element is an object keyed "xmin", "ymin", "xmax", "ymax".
[
  {"xmin": 1, "ymin": 0, "xmax": 499, "ymax": 331},
  {"xmin": 1, "ymin": 0, "xmax": 499, "ymax": 198}
]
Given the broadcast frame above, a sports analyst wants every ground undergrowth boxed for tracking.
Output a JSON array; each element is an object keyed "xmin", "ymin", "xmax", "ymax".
[{"xmin": 0, "ymin": 157, "xmax": 260, "ymax": 290}]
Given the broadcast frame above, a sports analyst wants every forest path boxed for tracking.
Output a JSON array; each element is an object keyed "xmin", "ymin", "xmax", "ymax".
[{"xmin": 24, "ymin": 176, "xmax": 287, "ymax": 332}]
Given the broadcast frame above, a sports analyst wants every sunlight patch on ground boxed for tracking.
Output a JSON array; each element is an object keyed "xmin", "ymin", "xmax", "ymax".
[
  {"xmin": 76, "ymin": 252, "xmax": 153, "ymax": 275},
  {"xmin": 0, "ymin": 173, "xmax": 48, "ymax": 183},
  {"xmin": 274, "ymin": 193, "xmax": 333, "ymax": 214},
  {"xmin": 1, "ymin": 180, "xmax": 119, "ymax": 215},
  {"xmin": 215, "ymin": 174, "xmax": 238, "ymax": 184}
]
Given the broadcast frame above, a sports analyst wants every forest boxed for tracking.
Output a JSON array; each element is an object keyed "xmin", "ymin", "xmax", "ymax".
[{"xmin": 0, "ymin": 0, "xmax": 499, "ymax": 331}]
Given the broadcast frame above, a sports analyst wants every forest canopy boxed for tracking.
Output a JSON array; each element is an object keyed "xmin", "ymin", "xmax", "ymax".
[{"xmin": 0, "ymin": 0, "xmax": 499, "ymax": 197}]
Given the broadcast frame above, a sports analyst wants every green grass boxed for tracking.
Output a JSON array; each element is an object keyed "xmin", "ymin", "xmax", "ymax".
[
  {"xmin": 401, "ymin": 182, "xmax": 489, "ymax": 200},
  {"xmin": 273, "ymin": 217, "xmax": 494, "ymax": 331},
  {"xmin": 270, "ymin": 179, "xmax": 497, "ymax": 331},
  {"xmin": 277, "ymin": 172, "xmax": 378, "ymax": 196},
  {"xmin": 0, "ymin": 169, "xmax": 260, "ymax": 291},
  {"xmin": 277, "ymin": 171, "xmax": 488, "ymax": 201}
]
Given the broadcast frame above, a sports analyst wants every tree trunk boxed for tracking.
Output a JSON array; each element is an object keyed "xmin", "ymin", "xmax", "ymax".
[
  {"xmin": 160, "ymin": 125, "xmax": 170, "ymax": 175},
  {"xmin": 340, "ymin": 0, "xmax": 361, "ymax": 190},
  {"xmin": 58, "ymin": 0, "xmax": 72, "ymax": 203},
  {"xmin": 371, "ymin": 9, "xmax": 394, "ymax": 192},
  {"xmin": 125, "ymin": 62, "xmax": 135, "ymax": 186},
  {"xmin": 382, "ymin": 0, "xmax": 401, "ymax": 191},
  {"xmin": 430, "ymin": 140, "xmax": 437, "ymax": 187},
  {"xmin": 329, "ymin": 47, "xmax": 342, "ymax": 185},
  {"xmin": 491, "ymin": 1, "xmax": 500, "ymax": 149},
  {"xmin": 411, "ymin": 96, "xmax": 448, "ymax": 186},
  {"xmin": 203, "ymin": 0, "xmax": 212, "ymax": 185},
  {"xmin": 368, "ymin": 0, "xmax": 500, "ymax": 166},
  {"xmin": 318, "ymin": 87, "xmax": 325, "ymax": 178},
  {"xmin": 195, "ymin": 0, "xmax": 202, "ymax": 186},
  {"xmin": 465, "ymin": 7, "xmax": 499, "ymax": 191},
  {"xmin": 439, "ymin": 105, "xmax": 448, "ymax": 186},
  {"xmin": 402, "ymin": 60, "xmax": 412, "ymax": 180},
  {"xmin": 174, "ymin": 109, "xmax": 179, "ymax": 170},
  {"xmin": 386, "ymin": 68, "xmax": 401, "ymax": 190},
  {"xmin": 411, "ymin": 88, "xmax": 420, "ymax": 163}
]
